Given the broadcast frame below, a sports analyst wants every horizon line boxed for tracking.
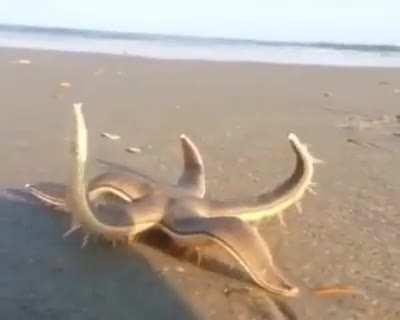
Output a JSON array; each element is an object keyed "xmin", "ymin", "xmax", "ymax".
[{"xmin": 0, "ymin": 23, "xmax": 399, "ymax": 53}]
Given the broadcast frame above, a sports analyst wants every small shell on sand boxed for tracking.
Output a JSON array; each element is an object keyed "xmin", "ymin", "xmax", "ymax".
[
  {"xmin": 175, "ymin": 266, "xmax": 185, "ymax": 273},
  {"xmin": 60, "ymin": 82, "xmax": 71, "ymax": 88},
  {"xmin": 94, "ymin": 68, "xmax": 105, "ymax": 76},
  {"xmin": 323, "ymin": 91, "xmax": 333, "ymax": 97},
  {"xmin": 100, "ymin": 132, "xmax": 120, "ymax": 140},
  {"xmin": 125, "ymin": 147, "xmax": 142, "ymax": 154},
  {"xmin": 160, "ymin": 266, "xmax": 170, "ymax": 274},
  {"xmin": 12, "ymin": 59, "xmax": 31, "ymax": 65}
]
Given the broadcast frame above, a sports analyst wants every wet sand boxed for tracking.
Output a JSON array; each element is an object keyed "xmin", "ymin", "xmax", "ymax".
[{"xmin": 0, "ymin": 47, "xmax": 399, "ymax": 319}]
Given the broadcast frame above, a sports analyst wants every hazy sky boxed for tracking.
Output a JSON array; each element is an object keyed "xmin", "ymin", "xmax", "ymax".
[{"xmin": 0, "ymin": 0, "xmax": 398, "ymax": 44}]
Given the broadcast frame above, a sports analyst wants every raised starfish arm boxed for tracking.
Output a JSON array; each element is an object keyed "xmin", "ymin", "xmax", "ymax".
[
  {"xmin": 161, "ymin": 213, "xmax": 298, "ymax": 297},
  {"xmin": 176, "ymin": 134, "xmax": 206, "ymax": 198},
  {"xmin": 66, "ymin": 103, "xmax": 151, "ymax": 245},
  {"xmin": 208, "ymin": 133, "xmax": 322, "ymax": 223}
]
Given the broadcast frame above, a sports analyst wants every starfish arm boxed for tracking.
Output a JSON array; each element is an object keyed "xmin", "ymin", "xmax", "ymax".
[
  {"xmin": 208, "ymin": 133, "xmax": 321, "ymax": 223},
  {"xmin": 66, "ymin": 103, "xmax": 140, "ymax": 244},
  {"xmin": 27, "ymin": 183, "xmax": 68, "ymax": 211},
  {"xmin": 27, "ymin": 171, "xmax": 156, "ymax": 217},
  {"xmin": 162, "ymin": 214, "xmax": 298, "ymax": 297},
  {"xmin": 177, "ymin": 134, "xmax": 206, "ymax": 198},
  {"xmin": 86, "ymin": 171, "xmax": 155, "ymax": 203}
]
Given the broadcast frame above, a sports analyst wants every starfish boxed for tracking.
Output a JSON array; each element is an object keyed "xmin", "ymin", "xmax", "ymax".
[{"xmin": 30, "ymin": 103, "xmax": 322, "ymax": 297}]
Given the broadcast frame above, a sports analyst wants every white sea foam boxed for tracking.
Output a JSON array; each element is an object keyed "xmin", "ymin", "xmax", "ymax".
[{"xmin": 1, "ymin": 26, "xmax": 400, "ymax": 67}]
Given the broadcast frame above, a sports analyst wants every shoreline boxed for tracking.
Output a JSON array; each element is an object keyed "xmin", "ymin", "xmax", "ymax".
[
  {"xmin": 3, "ymin": 45, "xmax": 400, "ymax": 70},
  {"xmin": 2, "ymin": 26, "xmax": 400, "ymax": 67}
]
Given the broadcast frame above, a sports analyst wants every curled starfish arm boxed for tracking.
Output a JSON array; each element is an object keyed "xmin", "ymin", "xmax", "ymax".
[
  {"xmin": 27, "ymin": 171, "xmax": 155, "ymax": 211},
  {"xmin": 162, "ymin": 213, "xmax": 298, "ymax": 297},
  {"xmin": 27, "ymin": 183, "xmax": 68, "ymax": 212},
  {"xmin": 177, "ymin": 134, "xmax": 206, "ymax": 198},
  {"xmin": 208, "ymin": 133, "xmax": 322, "ymax": 223},
  {"xmin": 85, "ymin": 172, "xmax": 154, "ymax": 203},
  {"xmin": 27, "ymin": 135, "xmax": 205, "ymax": 209}
]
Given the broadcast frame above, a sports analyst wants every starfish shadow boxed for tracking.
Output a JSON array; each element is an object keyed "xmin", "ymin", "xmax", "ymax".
[{"xmin": 0, "ymin": 188, "xmax": 197, "ymax": 320}]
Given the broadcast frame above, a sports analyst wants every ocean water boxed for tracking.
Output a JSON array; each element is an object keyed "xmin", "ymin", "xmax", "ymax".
[{"xmin": 1, "ymin": 24, "xmax": 400, "ymax": 67}]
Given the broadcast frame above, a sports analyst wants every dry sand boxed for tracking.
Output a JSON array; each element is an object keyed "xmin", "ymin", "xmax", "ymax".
[{"xmin": 0, "ymin": 47, "xmax": 399, "ymax": 319}]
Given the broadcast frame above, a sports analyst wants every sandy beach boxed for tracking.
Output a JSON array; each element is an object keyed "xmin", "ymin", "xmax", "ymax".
[{"xmin": 0, "ymin": 47, "xmax": 399, "ymax": 319}]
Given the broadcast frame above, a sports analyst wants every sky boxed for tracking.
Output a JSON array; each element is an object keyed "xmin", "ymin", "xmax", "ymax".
[{"xmin": 0, "ymin": 0, "xmax": 398, "ymax": 44}]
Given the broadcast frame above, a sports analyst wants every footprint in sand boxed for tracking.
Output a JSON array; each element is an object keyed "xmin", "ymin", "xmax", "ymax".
[{"xmin": 338, "ymin": 114, "xmax": 396, "ymax": 131}]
